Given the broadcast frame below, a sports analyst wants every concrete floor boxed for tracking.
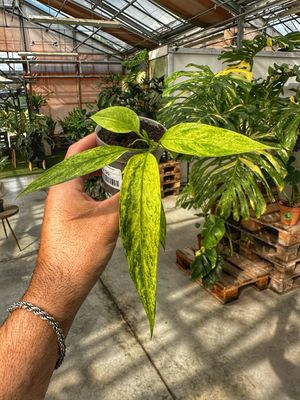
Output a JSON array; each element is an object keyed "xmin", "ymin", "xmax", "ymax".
[{"xmin": 1, "ymin": 176, "xmax": 300, "ymax": 400}]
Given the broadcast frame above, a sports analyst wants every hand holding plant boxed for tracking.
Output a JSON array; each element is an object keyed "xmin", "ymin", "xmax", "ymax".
[{"xmin": 22, "ymin": 106, "xmax": 271, "ymax": 334}]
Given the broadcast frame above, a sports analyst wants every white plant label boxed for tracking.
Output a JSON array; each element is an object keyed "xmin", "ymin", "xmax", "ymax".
[{"xmin": 102, "ymin": 165, "xmax": 122, "ymax": 189}]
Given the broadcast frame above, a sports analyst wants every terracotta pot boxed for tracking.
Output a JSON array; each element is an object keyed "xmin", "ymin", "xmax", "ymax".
[
  {"xmin": 96, "ymin": 117, "xmax": 166, "ymax": 195},
  {"xmin": 278, "ymin": 202, "xmax": 300, "ymax": 226}
]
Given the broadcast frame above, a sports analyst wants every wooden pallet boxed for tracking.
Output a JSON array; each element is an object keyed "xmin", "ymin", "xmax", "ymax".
[
  {"xmin": 269, "ymin": 264, "xmax": 300, "ymax": 294},
  {"xmin": 176, "ymin": 248, "xmax": 272, "ymax": 304},
  {"xmin": 238, "ymin": 231, "xmax": 300, "ymax": 263},
  {"xmin": 159, "ymin": 161, "xmax": 181, "ymax": 198},
  {"xmin": 229, "ymin": 216, "xmax": 300, "ymax": 293},
  {"xmin": 243, "ymin": 204, "xmax": 300, "ymax": 246},
  {"xmin": 159, "ymin": 160, "xmax": 180, "ymax": 175}
]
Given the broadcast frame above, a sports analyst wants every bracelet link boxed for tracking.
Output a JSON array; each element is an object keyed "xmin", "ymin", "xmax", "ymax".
[{"xmin": 7, "ymin": 301, "xmax": 66, "ymax": 369}]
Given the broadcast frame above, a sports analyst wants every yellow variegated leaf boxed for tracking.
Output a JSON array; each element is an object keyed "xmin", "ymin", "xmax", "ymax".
[
  {"xmin": 21, "ymin": 145, "xmax": 130, "ymax": 195},
  {"xmin": 120, "ymin": 152, "xmax": 161, "ymax": 335},
  {"xmin": 215, "ymin": 67, "xmax": 253, "ymax": 82},
  {"xmin": 160, "ymin": 123, "xmax": 271, "ymax": 157}
]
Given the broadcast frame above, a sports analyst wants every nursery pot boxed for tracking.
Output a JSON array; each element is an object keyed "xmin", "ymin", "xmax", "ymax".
[
  {"xmin": 96, "ymin": 117, "xmax": 166, "ymax": 195},
  {"xmin": 278, "ymin": 202, "xmax": 300, "ymax": 226},
  {"xmin": 0, "ymin": 198, "xmax": 3, "ymax": 212}
]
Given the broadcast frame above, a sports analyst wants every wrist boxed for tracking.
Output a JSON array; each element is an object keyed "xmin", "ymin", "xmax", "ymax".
[{"xmin": 22, "ymin": 259, "xmax": 92, "ymax": 332}]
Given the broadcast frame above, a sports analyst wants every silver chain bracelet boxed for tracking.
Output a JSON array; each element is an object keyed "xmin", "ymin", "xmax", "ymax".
[{"xmin": 7, "ymin": 301, "xmax": 66, "ymax": 369}]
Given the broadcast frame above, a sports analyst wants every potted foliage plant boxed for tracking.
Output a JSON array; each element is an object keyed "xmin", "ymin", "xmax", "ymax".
[
  {"xmin": 22, "ymin": 106, "xmax": 271, "ymax": 334},
  {"xmin": 159, "ymin": 32, "xmax": 300, "ymax": 284},
  {"xmin": 0, "ymin": 92, "xmax": 55, "ymax": 167},
  {"xmin": 97, "ymin": 49, "xmax": 164, "ymax": 119},
  {"xmin": 279, "ymin": 156, "xmax": 300, "ymax": 225},
  {"xmin": 15, "ymin": 113, "xmax": 54, "ymax": 168},
  {"xmin": 59, "ymin": 107, "xmax": 96, "ymax": 143}
]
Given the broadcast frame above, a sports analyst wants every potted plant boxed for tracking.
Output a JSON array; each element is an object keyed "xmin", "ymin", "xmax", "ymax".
[
  {"xmin": 97, "ymin": 49, "xmax": 164, "ymax": 119},
  {"xmin": 95, "ymin": 115, "xmax": 165, "ymax": 194},
  {"xmin": 59, "ymin": 107, "xmax": 96, "ymax": 143},
  {"xmin": 21, "ymin": 106, "xmax": 271, "ymax": 334},
  {"xmin": 159, "ymin": 32, "xmax": 300, "ymax": 283},
  {"xmin": 0, "ymin": 92, "xmax": 55, "ymax": 166},
  {"xmin": 15, "ymin": 113, "xmax": 54, "ymax": 168},
  {"xmin": 279, "ymin": 156, "xmax": 300, "ymax": 225}
]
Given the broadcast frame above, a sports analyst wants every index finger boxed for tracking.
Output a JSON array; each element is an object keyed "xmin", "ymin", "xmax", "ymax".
[
  {"xmin": 52, "ymin": 133, "xmax": 98, "ymax": 193},
  {"xmin": 66, "ymin": 133, "xmax": 97, "ymax": 158}
]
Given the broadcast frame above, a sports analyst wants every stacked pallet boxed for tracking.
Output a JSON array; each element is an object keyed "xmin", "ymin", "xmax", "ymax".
[
  {"xmin": 159, "ymin": 161, "xmax": 181, "ymax": 198},
  {"xmin": 228, "ymin": 205, "xmax": 300, "ymax": 294},
  {"xmin": 176, "ymin": 248, "xmax": 272, "ymax": 303}
]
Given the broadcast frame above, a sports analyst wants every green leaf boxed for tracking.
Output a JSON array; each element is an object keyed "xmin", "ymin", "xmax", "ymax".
[
  {"xmin": 202, "ymin": 215, "xmax": 226, "ymax": 249},
  {"xmin": 91, "ymin": 106, "xmax": 140, "ymax": 133},
  {"xmin": 191, "ymin": 247, "xmax": 218, "ymax": 280},
  {"xmin": 202, "ymin": 260, "xmax": 223, "ymax": 288},
  {"xmin": 160, "ymin": 123, "xmax": 271, "ymax": 157},
  {"xmin": 21, "ymin": 145, "xmax": 129, "ymax": 195},
  {"xmin": 120, "ymin": 152, "xmax": 161, "ymax": 336},
  {"xmin": 160, "ymin": 203, "xmax": 167, "ymax": 250}
]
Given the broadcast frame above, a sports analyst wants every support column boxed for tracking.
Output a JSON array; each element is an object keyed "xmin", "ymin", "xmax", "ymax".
[
  {"xmin": 18, "ymin": 4, "xmax": 32, "ymax": 119},
  {"xmin": 237, "ymin": 7, "xmax": 245, "ymax": 49}
]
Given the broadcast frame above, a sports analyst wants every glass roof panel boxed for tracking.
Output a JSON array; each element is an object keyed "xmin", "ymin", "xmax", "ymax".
[
  {"xmin": 25, "ymin": 0, "xmax": 300, "ymax": 52},
  {"xmin": 75, "ymin": 26, "xmax": 132, "ymax": 52},
  {"xmin": 90, "ymin": 0, "xmax": 186, "ymax": 36},
  {"xmin": 26, "ymin": 0, "xmax": 131, "ymax": 53}
]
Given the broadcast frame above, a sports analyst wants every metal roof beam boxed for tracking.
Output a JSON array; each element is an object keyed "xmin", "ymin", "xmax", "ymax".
[
  {"xmin": 168, "ymin": 0, "xmax": 297, "ymax": 47},
  {"xmin": 4, "ymin": 12, "xmax": 124, "ymax": 59},
  {"xmin": 44, "ymin": 0, "xmax": 160, "ymax": 44},
  {"xmin": 27, "ymin": 16, "xmax": 123, "ymax": 28},
  {"xmin": 22, "ymin": 1, "xmax": 125, "ymax": 56}
]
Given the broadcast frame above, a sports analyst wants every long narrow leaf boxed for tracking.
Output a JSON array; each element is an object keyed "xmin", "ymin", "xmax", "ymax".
[
  {"xmin": 160, "ymin": 123, "xmax": 271, "ymax": 157},
  {"xmin": 120, "ymin": 153, "xmax": 161, "ymax": 336},
  {"xmin": 21, "ymin": 145, "xmax": 131, "ymax": 195}
]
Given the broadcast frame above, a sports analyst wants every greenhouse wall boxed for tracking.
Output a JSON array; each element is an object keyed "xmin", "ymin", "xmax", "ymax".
[
  {"xmin": 150, "ymin": 46, "xmax": 300, "ymax": 84},
  {"xmin": 0, "ymin": 7, "xmax": 123, "ymax": 120}
]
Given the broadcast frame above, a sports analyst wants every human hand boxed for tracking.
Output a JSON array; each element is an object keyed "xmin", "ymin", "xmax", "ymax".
[{"xmin": 23, "ymin": 133, "xmax": 119, "ymax": 330}]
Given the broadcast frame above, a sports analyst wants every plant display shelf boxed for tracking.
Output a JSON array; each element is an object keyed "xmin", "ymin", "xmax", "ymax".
[
  {"xmin": 176, "ymin": 248, "xmax": 271, "ymax": 304},
  {"xmin": 159, "ymin": 161, "xmax": 181, "ymax": 198},
  {"xmin": 227, "ymin": 213, "xmax": 300, "ymax": 294},
  {"xmin": 227, "ymin": 221, "xmax": 300, "ymax": 264},
  {"xmin": 245, "ymin": 203, "xmax": 300, "ymax": 247}
]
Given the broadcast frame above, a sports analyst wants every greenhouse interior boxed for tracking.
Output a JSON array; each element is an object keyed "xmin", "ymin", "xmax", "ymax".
[{"xmin": 1, "ymin": 0, "xmax": 300, "ymax": 399}]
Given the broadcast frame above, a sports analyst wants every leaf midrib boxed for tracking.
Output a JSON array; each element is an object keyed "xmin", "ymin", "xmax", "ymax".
[{"xmin": 138, "ymin": 153, "xmax": 148, "ymax": 279}]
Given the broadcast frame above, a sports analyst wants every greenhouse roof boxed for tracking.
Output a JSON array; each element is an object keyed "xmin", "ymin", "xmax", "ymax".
[{"xmin": 8, "ymin": 0, "xmax": 300, "ymax": 54}]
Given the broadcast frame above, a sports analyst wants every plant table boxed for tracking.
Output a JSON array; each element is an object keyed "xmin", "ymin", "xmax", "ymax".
[{"xmin": 0, "ymin": 205, "xmax": 21, "ymax": 251}]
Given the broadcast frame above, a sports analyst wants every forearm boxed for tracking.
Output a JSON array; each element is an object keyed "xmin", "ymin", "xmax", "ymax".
[
  {"xmin": 0, "ymin": 308, "xmax": 58, "ymax": 400},
  {"xmin": 0, "ymin": 259, "xmax": 94, "ymax": 400},
  {"xmin": 0, "ymin": 135, "xmax": 119, "ymax": 400}
]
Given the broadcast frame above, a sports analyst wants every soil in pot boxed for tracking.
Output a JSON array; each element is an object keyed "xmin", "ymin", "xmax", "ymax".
[
  {"xmin": 96, "ymin": 118, "xmax": 166, "ymax": 195},
  {"xmin": 97, "ymin": 119, "xmax": 165, "ymax": 148}
]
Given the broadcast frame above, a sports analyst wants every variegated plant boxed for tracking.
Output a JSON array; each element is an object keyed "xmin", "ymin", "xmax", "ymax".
[
  {"xmin": 22, "ymin": 106, "xmax": 272, "ymax": 335},
  {"xmin": 159, "ymin": 33, "xmax": 300, "ymax": 287}
]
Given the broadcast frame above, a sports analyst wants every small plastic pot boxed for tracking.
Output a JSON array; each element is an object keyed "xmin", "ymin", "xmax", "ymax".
[
  {"xmin": 279, "ymin": 202, "xmax": 300, "ymax": 226},
  {"xmin": 96, "ymin": 117, "xmax": 166, "ymax": 195}
]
